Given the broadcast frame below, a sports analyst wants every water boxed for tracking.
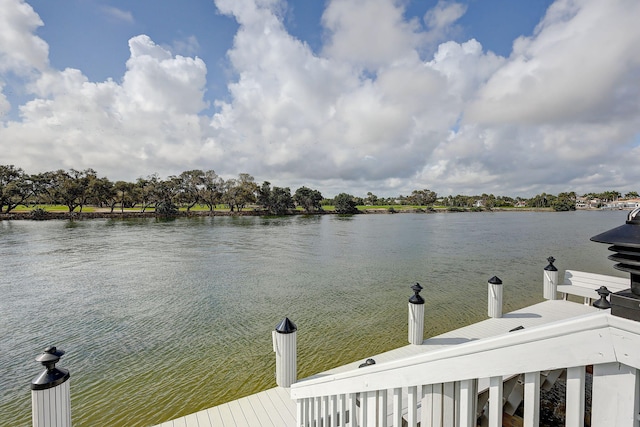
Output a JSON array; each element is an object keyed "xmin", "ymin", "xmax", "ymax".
[{"xmin": 0, "ymin": 210, "xmax": 628, "ymax": 426}]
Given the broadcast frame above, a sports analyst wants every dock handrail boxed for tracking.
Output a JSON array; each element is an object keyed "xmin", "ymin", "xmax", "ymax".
[{"xmin": 291, "ymin": 311, "xmax": 640, "ymax": 426}]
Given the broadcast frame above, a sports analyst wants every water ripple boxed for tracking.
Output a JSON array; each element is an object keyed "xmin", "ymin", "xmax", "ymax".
[{"xmin": 0, "ymin": 212, "xmax": 626, "ymax": 426}]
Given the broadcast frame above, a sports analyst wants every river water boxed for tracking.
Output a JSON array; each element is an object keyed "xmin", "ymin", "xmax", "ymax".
[{"xmin": 0, "ymin": 210, "xmax": 629, "ymax": 426}]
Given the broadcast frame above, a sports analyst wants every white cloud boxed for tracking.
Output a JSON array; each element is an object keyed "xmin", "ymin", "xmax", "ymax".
[
  {"xmin": 466, "ymin": 0, "xmax": 640, "ymax": 125},
  {"xmin": 2, "ymin": 32, "xmax": 210, "ymax": 178},
  {"xmin": 321, "ymin": 0, "xmax": 423, "ymax": 70},
  {"xmin": 423, "ymin": 1, "xmax": 467, "ymax": 45},
  {"xmin": 170, "ymin": 35, "xmax": 201, "ymax": 57},
  {"xmin": 0, "ymin": 82, "xmax": 9, "ymax": 116},
  {"xmin": 0, "ymin": 0, "xmax": 49, "ymax": 74},
  {"xmin": 123, "ymin": 35, "xmax": 208, "ymax": 114},
  {"xmin": 102, "ymin": 6, "xmax": 134, "ymax": 24}
]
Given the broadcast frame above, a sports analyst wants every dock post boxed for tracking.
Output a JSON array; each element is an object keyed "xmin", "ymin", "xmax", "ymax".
[
  {"xmin": 31, "ymin": 346, "xmax": 71, "ymax": 427},
  {"xmin": 488, "ymin": 276, "xmax": 503, "ymax": 318},
  {"xmin": 408, "ymin": 283, "xmax": 425, "ymax": 345},
  {"xmin": 543, "ymin": 256, "xmax": 559, "ymax": 300},
  {"xmin": 273, "ymin": 317, "xmax": 297, "ymax": 387}
]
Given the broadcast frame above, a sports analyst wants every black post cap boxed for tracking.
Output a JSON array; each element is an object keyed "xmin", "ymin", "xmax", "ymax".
[
  {"xmin": 544, "ymin": 256, "xmax": 558, "ymax": 271},
  {"xmin": 409, "ymin": 282, "xmax": 425, "ymax": 304},
  {"xmin": 31, "ymin": 346, "xmax": 70, "ymax": 391},
  {"xmin": 488, "ymin": 276, "xmax": 502, "ymax": 285},
  {"xmin": 275, "ymin": 317, "xmax": 297, "ymax": 334},
  {"xmin": 593, "ymin": 286, "xmax": 612, "ymax": 310}
]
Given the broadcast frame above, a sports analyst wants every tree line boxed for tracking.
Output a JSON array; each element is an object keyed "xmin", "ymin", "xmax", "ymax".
[
  {"xmin": 0, "ymin": 165, "xmax": 328, "ymax": 215},
  {"xmin": 0, "ymin": 165, "xmax": 637, "ymax": 215}
]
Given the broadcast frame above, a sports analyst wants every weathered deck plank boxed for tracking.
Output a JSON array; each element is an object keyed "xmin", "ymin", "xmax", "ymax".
[{"xmin": 152, "ymin": 300, "xmax": 598, "ymax": 427}]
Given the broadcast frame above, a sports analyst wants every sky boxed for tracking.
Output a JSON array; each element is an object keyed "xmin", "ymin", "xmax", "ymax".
[{"xmin": 1, "ymin": 0, "xmax": 639, "ymax": 198}]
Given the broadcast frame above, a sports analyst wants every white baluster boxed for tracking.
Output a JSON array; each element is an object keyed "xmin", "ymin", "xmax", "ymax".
[
  {"xmin": 347, "ymin": 393, "xmax": 357, "ymax": 427},
  {"xmin": 565, "ymin": 366, "xmax": 585, "ymax": 427},
  {"xmin": 407, "ymin": 386, "xmax": 418, "ymax": 427},
  {"xmin": 488, "ymin": 376, "xmax": 503, "ymax": 427},
  {"xmin": 523, "ymin": 371, "xmax": 540, "ymax": 427},
  {"xmin": 458, "ymin": 379, "xmax": 478, "ymax": 427},
  {"xmin": 378, "ymin": 390, "xmax": 388, "ymax": 427},
  {"xmin": 392, "ymin": 388, "xmax": 403, "ymax": 427},
  {"xmin": 442, "ymin": 382, "xmax": 455, "ymax": 427}
]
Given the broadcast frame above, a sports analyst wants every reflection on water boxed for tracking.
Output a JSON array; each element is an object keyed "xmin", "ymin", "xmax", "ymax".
[{"xmin": 0, "ymin": 211, "xmax": 627, "ymax": 426}]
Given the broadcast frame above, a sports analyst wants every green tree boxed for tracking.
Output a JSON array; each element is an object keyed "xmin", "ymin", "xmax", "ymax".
[
  {"xmin": 479, "ymin": 193, "xmax": 496, "ymax": 208},
  {"xmin": 294, "ymin": 186, "xmax": 324, "ymax": 213},
  {"xmin": 597, "ymin": 191, "xmax": 621, "ymax": 203},
  {"xmin": 114, "ymin": 181, "xmax": 137, "ymax": 212},
  {"xmin": 155, "ymin": 200, "xmax": 179, "ymax": 217},
  {"xmin": 269, "ymin": 186, "xmax": 295, "ymax": 215},
  {"xmin": 364, "ymin": 192, "xmax": 379, "ymax": 206},
  {"xmin": 31, "ymin": 171, "xmax": 56, "ymax": 205},
  {"xmin": 257, "ymin": 181, "xmax": 273, "ymax": 211},
  {"xmin": 552, "ymin": 192, "xmax": 576, "ymax": 211},
  {"xmin": 47, "ymin": 169, "xmax": 97, "ymax": 212},
  {"xmin": 136, "ymin": 174, "xmax": 163, "ymax": 212},
  {"xmin": 135, "ymin": 174, "xmax": 178, "ymax": 212},
  {"xmin": 223, "ymin": 173, "xmax": 257, "ymax": 211},
  {"xmin": 174, "ymin": 169, "xmax": 205, "ymax": 211},
  {"xmin": 199, "ymin": 170, "xmax": 224, "ymax": 211},
  {"xmin": 527, "ymin": 193, "xmax": 555, "ymax": 208},
  {"xmin": 257, "ymin": 181, "xmax": 295, "ymax": 214},
  {"xmin": 408, "ymin": 189, "xmax": 437, "ymax": 206},
  {"xmin": 333, "ymin": 193, "xmax": 358, "ymax": 214},
  {"xmin": 86, "ymin": 176, "xmax": 116, "ymax": 209},
  {"xmin": 0, "ymin": 165, "xmax": 32, "ymax": 213}
]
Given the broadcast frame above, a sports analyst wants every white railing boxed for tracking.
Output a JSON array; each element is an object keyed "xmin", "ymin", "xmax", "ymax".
[{"xmin": 291, "ymin": 311, "xmax": 640, "ymax": 427}]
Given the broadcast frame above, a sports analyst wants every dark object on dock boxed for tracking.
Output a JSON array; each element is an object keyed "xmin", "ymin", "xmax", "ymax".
[
  {"xmin": 591, "ymin": 207, "xmax": 640, "ymax": 320},
  {"xmin": 544, "ymin": 256, "xmax": 557, "ymax": 272},
  {"xmin": 509, "ymin": 325, "xmax": 524, "ymax": 332},
  {"xmin": 359, "ymin": 358, "xmax": 376, "ymax": 368},
  {"xmin": 592, "ymin": 286, "xmax": 612, "ymax": 309},
  {"xmin": 409, "ymin": 282, "xmax": 424, "ymax": 304}
]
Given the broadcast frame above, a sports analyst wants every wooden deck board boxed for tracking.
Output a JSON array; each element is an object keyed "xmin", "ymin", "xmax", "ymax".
[
  {"xmin": 204, "ymin": 407, "xmax": 224, "ymax": 426},
  {"xmin": 219, "ymin": 403, "xmax": 239, "ymax": 426},
  {"xmin": 244, "ymin": 392, "xmax": 277, "ymax": 427},
  {"xmin": 152, "ymin": 300, "xmax": 598, "ymax": 427},
  {"xmin": 182, "ymin": 412, "xmax": 201, "ymax": 427},
  {"xmin": 227, "ymin": 400, "xmax": 249, "ymax": 426},
  {"xmin": 259, "ymin": 387, "xmax": 297, "ymax": 426},
  {"xmin": 196, "ymin": 410, "xmax": 213, "ymax": 426}
]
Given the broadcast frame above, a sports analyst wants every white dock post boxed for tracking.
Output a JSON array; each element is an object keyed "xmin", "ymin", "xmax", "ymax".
[
  {"xmin": 31, "ymin": 346, "xmax": 71, "ymax": 427},
  {"xmin": 408, "ymin": 283, "xmax": 425, "ymax": 345},
  {"xmin": 543, "ymin": 256, "xmax": 559, "ymax": 300},
  {"xmin": 487, "ymin": 276, "xmax": 503, "ymax": 318},
  {"xmin": 273, "ymin": 317, "xmax": 297, "ymax": 387}
]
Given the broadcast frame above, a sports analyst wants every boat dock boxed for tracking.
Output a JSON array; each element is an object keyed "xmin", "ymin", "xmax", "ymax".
[{"xmin": 152, "ymin": 299, "xmax": 598, "ymax": 427}]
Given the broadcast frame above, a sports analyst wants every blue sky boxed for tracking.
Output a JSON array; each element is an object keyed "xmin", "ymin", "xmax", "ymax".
[
  {"xmin": 25, "ymin": 0, "xmax": 553, "ymax": 111},
  {"xmin": 1, "ymin": 0, "xmax": 639, "ymax": 198}
]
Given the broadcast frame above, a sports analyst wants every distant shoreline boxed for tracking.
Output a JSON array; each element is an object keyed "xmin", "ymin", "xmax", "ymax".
[{"xmin": 0, "ymin": 206, "xmax": 611, "ymax": 221}]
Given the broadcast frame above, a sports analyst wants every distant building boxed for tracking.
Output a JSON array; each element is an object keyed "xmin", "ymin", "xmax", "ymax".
[
  {"xmin": 600, "ymin": 198, "xmax": 640, "ymax": 210},
  {"xmin": 576, "ymin": 197, "xmax": 602, "ymax": 209}
]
